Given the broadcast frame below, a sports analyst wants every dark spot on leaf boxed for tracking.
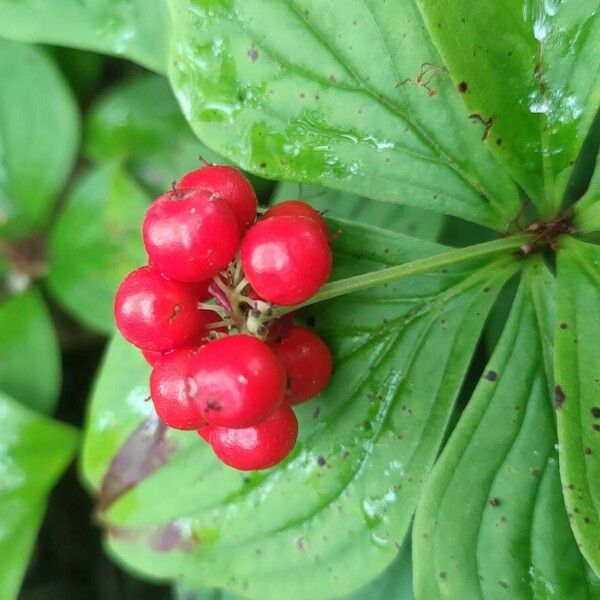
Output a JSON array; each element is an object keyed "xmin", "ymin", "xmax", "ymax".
[
  {"xmin": 591, "ymin": 407, "xmax": 600, "ymax": 418},
  {"xmin": 457, "ymin": 81, "xmax": 468, "ymax": 93},
  {"xmin": 585, "ymin": 447, "xmax": 593, "ymax": 455},
  {"xmin": 313, "ymin": 406, "xmax": 321, "ymax": 419},
  {"xmin": 560, "ymin": 323, "xmax": 568, "ymax": 329},
  {"xmin": 499, "ymin": 581, "xmax": 509, "ymax": 589},
  {"xmin": 496, "ymin": 138, "xmax": 503, "ymax": 145},
  {"xmin": 329, "ymin": 74, "xmax": 337, "ymax": 84},
  {"xmin": 342, "ymin": 450, "xmax": 350, "ymax": 459},
  {"xmin": 247, "ymin": 46, "xmax": 258, "ymax": 62},
  {"xmin": 483, "ymin": 286, "xmax": 490, "ymax": 293},
  {"xmin": 300, "ymin": 92, "xmax": 305, "ymax": 98},
  {"xmin": 530, "ymin": 467, "xmax": 541, "ymax": 478},
  {"xmin": 317, "ymin": 455, "xmax": 327, "ymax": 466},
  {"xmin": 594, "ymin": 424, "xmax": 600, "ymax": 431},
  {"xmin": 295, "ymin": 537, "xmax": 307, "ymax": 551},
  {"xmin": 584, "ymin": 517, "xmax": 591, "ymax": 523},
  {"xmin": 489, "ymin": 497, "xmax": 501, "ymax": 507},
  {"xmin": 554, "ymin": 385, "xmax": 565, "ymax": 409},
  {"xmin": 259, "ymin": 162, "xmax": 267, "ymax": 168},
  {"xmin": 469, "ymin": 113, "xmax": 494, "ymax": 141},
  {"xmin": 484, "ymin": 370, "xmax": 497, "ymax": 382},
  {"xmin": 109, "ymin": 521, "xmax": 193, "ymax": 552},
  {"xmin": 98, "ymin": 415, "xmax": 174, "ymax": 513},
  {"xmin": 439, "ymin": 571, "xmax": 447, "ymax": 579}
]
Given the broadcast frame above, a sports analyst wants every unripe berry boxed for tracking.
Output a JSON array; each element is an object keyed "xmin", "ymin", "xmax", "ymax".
[
  {"xmin": 203, "ymin": 404, "xmax": 298, "ymax": 470},
  {"xmin": 178, "ymin": 165, "xmax": 257, "ymax": 231},
  {"xmin": 241, "ymin": 216, "xmax": 332, "ymax": 305},
  {"xmin": 143, "ymin": 189, "xmax": 239, "ymax": 283},
  {"xmin": 264, "ymin": 200, "xmax": 328, "ymax": 236},
  {"xmin": 114, "ymin": 266, "xmax": 207, "ymax": 352},
  {"xmin": 269, "ymin": 325, "xmax": 332, "ymax": 404}
]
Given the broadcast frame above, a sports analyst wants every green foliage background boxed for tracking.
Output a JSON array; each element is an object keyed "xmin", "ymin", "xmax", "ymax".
[{"xmin": 1, "ymin": 1, "xmax": 600, "ymax": 598}]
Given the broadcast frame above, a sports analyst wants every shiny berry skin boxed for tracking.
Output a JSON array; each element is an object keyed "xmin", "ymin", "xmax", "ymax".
[
  {"xmin": 143, "ymin": 189, "xmax": 239, "ymax": 283},
  {"xmin": 178, "ymin": 165, "xmax": 257, "ymax": 231},
  {"xmin": 141, "ymin": 348, "xmax": 165, "ymax": 366},
  {"xmin": 141, "ymin": 326, "xmax": 213, "ymax": 366},
  {"xmin": 204, "ymin": 404, "xmax": 298, "ymax": 470},
  {"xmin": 241, "ymin": 216, "xmax": 332, "ymax": 305},
  {"xmin": 150, "ymin": 347, "xmax": 207, "ymax": 430},
  {"xmin": 189, "ymin": 334, "xmax": 285, "ymax": 427},
  {"xmin": 269, "ymin": 325, "xmax": 332, "ymax": 405},
  {"xmin": 264, "ymin": 200, "xmax": 328, "ymax": 236},
  {"xmin": 114, "ymin": 266, "xmax": 205, "ymax": 352}
]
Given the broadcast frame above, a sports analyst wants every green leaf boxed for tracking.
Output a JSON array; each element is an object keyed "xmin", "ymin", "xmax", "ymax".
[
  {"xmin": 0, "ymin": 289, "xmax": 61, "ymax": 414},
  {"xmin": 176, "ymin": 540, "xmax": 413, "ymax": 600},
  {"xmin": 0, "ymin": 392, "xmax": 78, "ymax": 600},
  {"xmin": 84, "ymin": 75, "xmax": 222, "ymax": 196},
  {"xmin": 46, "ymin": 164, "xmax": 148, "ymax": 334},
  {"xmin": 81, "ymin": 220, "xmax": 518, "ymax": 599},
  {"xmin": 168, "ymin": 0, "xmax": 520, "ymax": 230},
  {"xmin": 0, "ymin": 40, "xmax": 79, "ymax": 237},
  {"xmin": 272, "ymin": 182, "xmax": 444, "ymax": 240},
  {"xmin": 0, "ymin": 0, "xmax": 169, "ymax": 73},
  {"xmin": 49, "ymin": 47, "xmax": 105, "ymax": 104},
  {"xmin": 414, "ymin": 258, "xmax": 600, "ymax": 598},
  {"xmin": 417, "ymin": 0, "xmax": 600, "ymax": 216},
  {"xmin": 574, "ymin": 152, "xmax": 600, "ymax": 233},
  {"xmin": 555, "ymin": 237, "xmax": 600, "ymax": 576}
]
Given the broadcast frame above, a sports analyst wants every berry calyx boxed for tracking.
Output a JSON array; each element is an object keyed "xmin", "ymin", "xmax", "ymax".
[
  {"xmin": 178, "ymin": 165, "xmax": 257, "ymax": 231},
  {"xmin": 264, "ymin": 200, "xmax": 328, "ymax": 236},
  {"xmin": 114, "ymin": 266, "xmax": 206, "ymax": 352},
  {"xmin": 149, "ymin": 347, "xmax": 207, "ymax": 430},
  {"xmin": 241, "ymin": 216, "xmax": 332, "ymax": 305},
  {"xmin": 143, "ymin": 189, "xmax": 239, "ymax": 283},
  {"xmin": 203, "ymin": 404, "xmax": 298, "ymax": 470},
  {"xmin": 269, "ymin": 325, "xmax": 332, "ymax": 404},
  {"xmin": 187, "ymin": 334, "xmax": 286, "ymax": 428}
]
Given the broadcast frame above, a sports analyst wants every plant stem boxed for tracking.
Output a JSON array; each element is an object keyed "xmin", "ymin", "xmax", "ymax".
[{"xmin": 281, "ymin": 234, "xmax": 531, "ymax": 312}]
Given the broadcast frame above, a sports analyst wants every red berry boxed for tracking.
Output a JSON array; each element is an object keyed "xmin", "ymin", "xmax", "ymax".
[
  {"xmin": 178, "ymin": 165, "xmax": 257, "ymax": 231},
  {"xmin": 264, "ymin": 200, "xmax": 328, "ymax": 236},
  {"xmin": 141, "ymin": 326, "xmax": 214, "ymax": 366},
  {"xmin": 204, "ymin": 405, "xmax": 298, "ymax": 470},
  {"xmin": 197, "ymin": 423, "xmax": 212, "ymax": 442},
  {"xmin": 188, "ymin": 334, "xmax": 286, "ymax": 427},
  {"xmin": 114, "ymin": 266, "xmax": 207, "ymax": 352},
  {"xmin": 241, "ymin": 216, "xmax": 332, "ymax": 305},
  {"xmin": 143, "ymin": 189, "xmax": 239, "ymax": 283},
  {"xmin": 269, "ymin": 325, "xmax": 332, "ymax": 405},
  {"xmin": 150, "ymin": 347, "xmax": 207, "ymax": 429},
  {"xmin": 141, "ymin": 348, "xmax": 165, "ymax": 366}
]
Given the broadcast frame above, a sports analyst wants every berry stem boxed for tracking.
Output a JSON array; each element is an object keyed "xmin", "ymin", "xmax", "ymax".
[{"xmin": 280, "ymin": 234, "xmax": 532, "ymax": 312}]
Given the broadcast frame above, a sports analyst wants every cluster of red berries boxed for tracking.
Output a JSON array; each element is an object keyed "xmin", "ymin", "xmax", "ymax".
[{"xmin": 114, "ymin": 164, "xmax": 334, "ymax": 470}]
